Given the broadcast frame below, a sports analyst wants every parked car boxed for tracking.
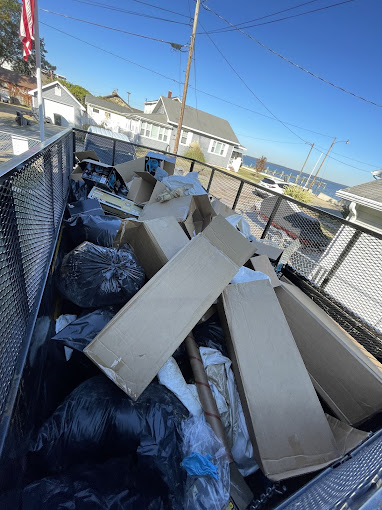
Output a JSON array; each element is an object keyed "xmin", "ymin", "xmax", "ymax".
[
  {"xmin": 254, "ymin": 177, "xmax": 289, "ymax": 198},
  {"xmin": 0, "ymin": 92, "xmax": 10, "ymax": 103},
  {"xmin": 260, "ymin": 195, "xmax": 330, "ymax": 249}
]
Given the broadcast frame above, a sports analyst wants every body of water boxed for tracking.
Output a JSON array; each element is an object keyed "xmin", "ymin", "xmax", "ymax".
[{"xmin": 243, "ymin": 156, "xmax": 347, "ymax": 200}]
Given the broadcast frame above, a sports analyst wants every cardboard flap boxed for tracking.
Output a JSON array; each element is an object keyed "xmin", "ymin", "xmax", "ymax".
[
  {"xmin": 202, "ymin": 215, "xmax": 256, "ymax": 267},
  {"xmin": 250, "ymin": 239, "xmax": 283, "ymax": 262},
  {"xmin": 250, "ymin": 255, "xmax": 281, "ymax": 288},
  {"xmin": 211, "ymin": 198, "xmax": 235, "ymax": 218},
  {"xmin": 140, "ymin": 195, "xmax": 193, "ymax": 222},
  {"xmin": 115, "ymin": 157, "xmax": 145, "ymax": 183},
  {"xmin": 134, "ymin": 171, "xmax": 158, "ymax": 185},
  {"xmin": 326, "ymin": 414, "xmax": 369, "ymax": 456}
]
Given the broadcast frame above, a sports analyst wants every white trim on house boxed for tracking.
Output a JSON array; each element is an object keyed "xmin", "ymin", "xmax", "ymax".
[
  {"xmin": 208, "ymin": 139, "xmax": 229, "ymax": 157},
  {"xmin": 336, "ymin": 190, "xmax": 382, "ymax": 212},
  {"xmin": 167, "ymin": 120, "xmax": 239, "ymax": 146},
  {"xmin": 180, "ymin": 129, "xmax": 193, "ymax": 146},
  {"xmin": 29, "ymin": 80, "xmax": 86, "ymax": 111}
]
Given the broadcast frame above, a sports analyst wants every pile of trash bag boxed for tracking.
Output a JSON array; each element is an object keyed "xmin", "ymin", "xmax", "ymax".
[{"xmin": 56, "ymin": 242, "xmax": 146, "ymax": 308}]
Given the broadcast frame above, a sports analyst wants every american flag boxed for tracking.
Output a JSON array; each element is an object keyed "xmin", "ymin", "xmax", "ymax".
[{"xmin": 19, "ymin": 0, "xmax": 35, "ymax": 61}]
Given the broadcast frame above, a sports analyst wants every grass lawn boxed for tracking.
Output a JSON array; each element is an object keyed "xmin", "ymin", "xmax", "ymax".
[{"xmin": 218, "ymin": 165, "xmax": 263, "ymax": 184}]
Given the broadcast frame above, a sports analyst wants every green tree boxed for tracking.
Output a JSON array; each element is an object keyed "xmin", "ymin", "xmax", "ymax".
[
  {"xmin": 55, "ymin": 79, "xmax": 90, "ymax": 106},
  {"xmin": 255, "ymin": 156, "xmax": 267, "ymax": 173},
  {"xmin": 0, "ymin": 0, "xmax": 55, "ymax": 75},
  {"xmin": 0, "ymin": 0, "xmax": 20, "ymax": 66},
  {"xmin": 283, "ymin": 185, "xmax": 312, "ymax": 204},
  {"xmin": 184, "ymin": 141, "xmax": 205, "ymax": 163}
]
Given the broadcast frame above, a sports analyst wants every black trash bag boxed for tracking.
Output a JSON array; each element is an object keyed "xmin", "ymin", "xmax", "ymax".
[
  {"xmin": 56, "ymin": 242, "xmax": 146, "ymax": 307},
  {"xmin": 64, "ymin": 213, "xmax": 122, "ymax": 248},
  {"xmin": 193, "ymin": 314, "xmax": 228, "ymax": 356},
  {"xmin": 21, "ymin": 457, "xmax": 167, "ymax": 510},
  {"xmin": 28, "ymin": 377, "xmax": 188, "ymax": 508},
  {"xmin": 69, "ymin": 177, "xmax": 88, "ymax": 202},
  {"xmin": 52, "ymin": 309, "xmax": 115, "ymax": 352}
]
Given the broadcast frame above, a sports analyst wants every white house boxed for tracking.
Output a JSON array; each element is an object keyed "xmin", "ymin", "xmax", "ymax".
[{"xmin": 29, "ymin": 81, "xmax": 85, "ymax": 127}]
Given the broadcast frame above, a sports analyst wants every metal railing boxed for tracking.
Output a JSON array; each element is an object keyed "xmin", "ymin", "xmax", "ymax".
[
  {"xmin": 0, "ymin": 130, "xmax": 40, "ymax": 166},
  {"xmin": 0, "ymin": 127, "xmax": 381, "ymax": 456}
]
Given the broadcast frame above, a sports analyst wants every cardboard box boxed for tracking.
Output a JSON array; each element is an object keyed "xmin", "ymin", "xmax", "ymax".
[
  {"xmin": 219, "ymin": 279, "xmax": 341, "ymax": 481},
  {"xmin": 70, "ymin": 164, "xmax": 84, "ymax": 182},
  {"xmin": 326, "ymin": 415, "xmax": 368, "ymax": 456},
  {"xmin": 88, "ymin": 187, "xmax": 142, "ymax": 219},
  {"xmin": 275, "ymin": 282, "xmax": 382, "ymax": 425},
  {"xmin": 84, "ymin": 215, "xmax": 256, "ymax": 401},
  {"xmin": 80, "ymin": 159, "xmax": 126, "ymax": 194},
  {"xmin": 127, "ymin": 171, "xmax": 161, "ymax": 204},
  {"xmin": 74, "ymin": 150, "xmax": 99, "ymax": 162},
  {"xmin": 115, "ymin": 158, "xmax": 145, "ymax": 184},
  {"xmin": 114, "ymin": 217, "xmax": 189, "ymax": 279},
  {"xmin": 140, "ymin": 194, "xmax": 216, "ymax": 237},
  {"xmin": 145, "ymin": 151, "xmax": 175, "ymax": 175},
  {"xmin": 250, "ymin": 239, "xmax": 283, "ymax": 262},
  {"xmin": 250, "ymin": 255, "xmax": 280, "ymax": 288},
  {"xmin": 211, "ymin": 198, "xmax": 235, "ymax": 218}
]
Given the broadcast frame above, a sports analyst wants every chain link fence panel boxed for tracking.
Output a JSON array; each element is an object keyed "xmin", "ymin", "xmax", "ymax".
[{"xmin": 0, "ymin": 130, "xmax": 40, "ymax": 166}]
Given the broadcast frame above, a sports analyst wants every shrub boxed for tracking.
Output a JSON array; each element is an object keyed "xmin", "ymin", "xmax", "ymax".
[
  {"xmin": 283, "ymin": 185, "xmax": 312, "ymax": 204},
  {"xmin": 255, "ymin": 156, "xmax": 267, "ymax": 173},
  {"xmin": 183, "ymin": 142, "xmax": 205, "ymax": 163}
]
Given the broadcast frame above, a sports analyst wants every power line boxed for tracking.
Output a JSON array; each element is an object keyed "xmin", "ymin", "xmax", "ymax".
[
  {"xmin": 202, "ymin": 3, "xmax": 382, "ymax": 109},
  {"xmin": 237, "ymin": 134, "xmax": 306, "ymax": 144},
  {"xmin": 71, "ymin": 0, "xmax": 192, "ymax": 25},
  {"xmin": 40, "ymin": 9, "xmax": 187, "ymax": 49},
  {"xmin": 41, "ymin": 21, "xmax": 379, "ymax": 172},
  {"xmin": 329, "ymin": 151, "xmax": 381, "ymax": 168},
  {"xmin": 209, "ymin": 0, "xmax": 322, "ymax": 32},
  {"xmin": 201, "ymin": 24, "xmax": 308, "ymax": 143},
  {"xmin": 205, "ymin": 0, "xmax": 356, "ymax": 33},
  {"xmin": 123, "ymin": 0, "xmax": 191, "ymax": 19}
]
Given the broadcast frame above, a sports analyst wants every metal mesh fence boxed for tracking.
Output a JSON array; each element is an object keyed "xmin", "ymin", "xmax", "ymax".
[
  {"xmin": 71, "ymin": 128, "xmax": 382, "ymax": 354},
  {"xmin": 0, "ymin": 130, "xmax": 40, "ymax": 166},
  {"xmin": 0, "ymin": 130, "xmax": 73, "ymax": 451}
]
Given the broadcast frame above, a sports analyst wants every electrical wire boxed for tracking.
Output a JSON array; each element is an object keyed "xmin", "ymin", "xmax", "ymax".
[
  {"xmin": 40, "ymin": 21, "xmax": 380, "ymax": 172},
  {"xmin": 71, "ymin": 0, "xmax": 192, "ymax": 25},
  {"xmin": 209, "ymin": 0, "xmax": 322, "ymax": 32},
  {"xmin": 205, "ymin": 0, "xmax": 356, "ymax": 33},
  {"xmin": 123, "ymin": 0, "xmax": 191, "ymax": 19},
  {"xmin": 40, "ymin": 9, "xmax": 186, "ymax": 49},
  {"xmin": 237, "ymin": 134, "xmax": 306, "ymax": 144},
  {"xmin": 202, "ymin": 3, "xmax": 382, "ymax": 108}
]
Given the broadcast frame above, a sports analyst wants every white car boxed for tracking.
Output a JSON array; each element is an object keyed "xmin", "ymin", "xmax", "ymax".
[{"xmin": 254, "ymin": 177, "xmax": 289, "ymax": 198}]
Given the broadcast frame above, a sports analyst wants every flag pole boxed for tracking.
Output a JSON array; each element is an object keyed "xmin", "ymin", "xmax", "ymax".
[{"xmin": 33, "ymin": 0, "xmax": 44, "ymax": 141}]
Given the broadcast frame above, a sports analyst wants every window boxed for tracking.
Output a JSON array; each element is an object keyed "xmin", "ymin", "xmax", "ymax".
[
  {"xmin": 93, "ymin": 108, "xmax": 99, "ymax": 113},
  {"xmin": 209, "ymin": 139, "xmax": 227, "ymax": 156},
  {"xmin": 180, "ymin": 130, "xmax": 192, "ymax": 146},
  {"xmin": 140, "ymin": 121, "xmax": 170, "ymax": 143},
  {"xmin": 54, "ymin": 85, "xmax": 61, "ymax": 97}
]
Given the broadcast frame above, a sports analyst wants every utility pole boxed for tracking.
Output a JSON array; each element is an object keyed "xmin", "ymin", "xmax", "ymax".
[
  {"xmin": 173, "ymin": 0, "xmax": 201, "ymax": 154},
  {"xmin": 127, "ymin": 91, "xmax": 131, "ymax": 105},
  {"xmin": 34, "ymin": 0, "xmax": 45, "ymax": 141},
  {"xmin": 296, "ymin": 143, "xmax": 314, "ymax": 184},
  {"xmin": 308, "ymin": 137, "xmax": 349, "ymax": 190}
]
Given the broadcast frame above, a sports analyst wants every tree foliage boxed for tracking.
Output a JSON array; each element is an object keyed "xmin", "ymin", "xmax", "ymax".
[
  {"xmin": 283, "ymin": 185, "xmax": 312, "ymax": 204},
  {"xmin": 53, "ymin": 79, "xmax": 90, "ymax": 106},
  {"xmin": 184, "ymin": 141, "xmax": 205, "ymax": 163},
  {"xmin": 255, "ymin": 156, "xmax": 267, "ymax": 173},
  {"xmin": 0, "ymin": 0, "xmax": 55, "ymax": 75}
]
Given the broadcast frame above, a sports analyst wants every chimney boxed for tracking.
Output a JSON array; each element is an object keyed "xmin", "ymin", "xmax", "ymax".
[{"xmin": 168, "ymin": 90, "xmax": 172, "ymax": 98}]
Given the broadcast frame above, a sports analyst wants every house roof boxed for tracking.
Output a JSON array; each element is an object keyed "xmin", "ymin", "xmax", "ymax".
[
  {"xmin": 0, "ymin": 67, "xmax": 36, "ymax": 89},
  {"xmin": 336, "ymin": 179, "xmax": 382, "ymax": 211},
  {"xmin": 85, "ymin": 94, "xmax": 142, "ymax": 115},
  {"xmin": 29, "ymin": 81, "xmax": 85, "ymax": 110},
  {"xmin": 136, "ymin": 112, "xmax": 170, "ymax": 126},
  {"xmin": 159, "ymin": 95, "xmax": 241, "ymax": 145}
]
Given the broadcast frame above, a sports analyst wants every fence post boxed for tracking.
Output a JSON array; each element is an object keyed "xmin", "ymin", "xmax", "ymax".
[
  {"xmin": 207, "ymin": 168, "xmax": 215, "ymax": 192},
  {"xmin": 190, "ymin": 160, "xmax": 195, "ymax": 172},
  {"xmin": 260, "ymin": 195, "xmax": 283, "ymax": 239},
  {"xmin": 72, "ymin": 129, "xmax": 76, "ymax": 153},
  {"xmin": 321, "ymin": 230, "xmax": 362, "ymax": 289},
  {"xmin": 232, "ymin": 181, "xmax": 244, "ymax": 210},
  {"xmin": 112, "ymin": 139, "xmax": 116, "ymax": 166}
]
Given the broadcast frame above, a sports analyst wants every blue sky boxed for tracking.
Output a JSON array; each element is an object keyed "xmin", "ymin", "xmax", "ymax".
[{"xmin": 38, "ymin": 0, "xmax": 381, "ymax": 186}]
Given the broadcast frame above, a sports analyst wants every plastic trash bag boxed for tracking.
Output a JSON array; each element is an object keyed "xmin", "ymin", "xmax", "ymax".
[
  {"xmin": 28, "ymin": 377, "xmax": 188, "ymax": 509},
  {"xmin": 52, "ymin": 309, "xmax": 115, "ymax": 352},
  {"xmin": 199, "ymin": 347, "xmax": 258, "ymax": 477},
  {"xmin": 225, "ymin": 214, "xmax": 255, "ymax": 241},
  {"xmin": 181, "ymin": 415, "xmax": 230, "ymax": 510},
  {"xmin": 56, "ymin": 241, "xmax": 146, "ymax": 307},
  {"xmin": 65, "ymin": 213, "xmax": 122, "ymax": 248},
  {"xmin": 162, "ymin": 172, "xmax": 206, "ymax": 196},
  {"xmin": 231, "ymin": 266, "xmax": 271, "ymax": 284},
  {"xmin": 193, "ymin": 316, "xmax": 228, "ymax": 356},
  {"xmin": 69, "ymin": 178, "xmax": 88, "ymax": 202},
  {"xmin": 21, "ymin": 457, "xmax": 167, "ymax": 510}
]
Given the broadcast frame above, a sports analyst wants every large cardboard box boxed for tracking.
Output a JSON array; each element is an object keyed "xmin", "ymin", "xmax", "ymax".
[
  {"xmin": 139, "ymin": 194, "xmax": 216, "ymax": 237},
  {"xmin": 114, "ymin": 217, "xmax": 189, "ymax": 279},
  {"xmin": 145, "ymin": 151, "xmax": 175, "ymax": 175},
  {"xmin": 275, "ymin": 282, "xmax": 382, "ymax": 425},
  {"xmin": 219, "ymin": 279, "xmax": 341, "ymax": 481},
  {"xmin": 250, "ymin": 255, "xmax": 280, "ymax": 288},
  {"xmin": 115, "ymin": 158, "xmax": 145, "ymax": 184},
  {"xmin": 84, "ymin": 215, "xmax": 256, "ymax": 401},
  {"xmin": 127, "ymin": 172, "xmax": 158, "ymax": 204}
]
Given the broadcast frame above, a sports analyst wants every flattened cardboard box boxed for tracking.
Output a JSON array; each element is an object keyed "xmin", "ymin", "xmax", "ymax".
[
  {"xmin": 276, "ymin": 281, "xmax": 382, "ymax": 425},
  {"xmin": 140, "ymin": 194, "xmax": 216, "ymax": 237},
  {"xmin": 114, "ymin": 216, "xmax": 189, "ymax": 279},
  {"xmin": 250, "ymin": 255, "xmax": 281, "ymax": 288},
  {"xmin": 219, "ymin": 279, "xmax": 341, "ymax": 481},
  {"xmin": 85, "ymin": 215, "xmax": 256, "ymax": 401}
]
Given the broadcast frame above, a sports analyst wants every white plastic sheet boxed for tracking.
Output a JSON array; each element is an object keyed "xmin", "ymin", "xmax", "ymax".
[
  {"xmin": 161, "ymin": 172, "xmax": 206, "ymax": 196},
  {"xmin": 225, "ymin": 214, "xmax": 254, "ymax": 241},
  {"xmin": 231, "ymin": 266, "xmax": 271, "ymax": 285}
]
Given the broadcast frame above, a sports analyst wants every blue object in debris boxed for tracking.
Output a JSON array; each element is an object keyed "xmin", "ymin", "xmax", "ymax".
[{"xmin": 181, "ymin": 452, "xmax": 219, "ymax": 480}]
